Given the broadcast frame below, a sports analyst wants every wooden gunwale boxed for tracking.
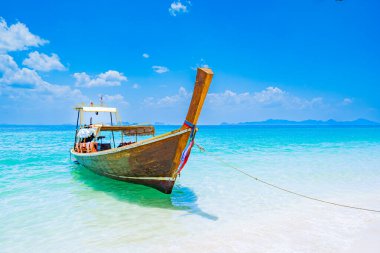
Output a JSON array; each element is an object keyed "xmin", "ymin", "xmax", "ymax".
[{"xmin": 71, "ymin": 128, "xmax": 191, "ymax": 157}]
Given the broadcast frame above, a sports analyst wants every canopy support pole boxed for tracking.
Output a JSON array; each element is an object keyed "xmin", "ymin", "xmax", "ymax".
[
  {"xmin": 73, "ymin": 110, "xmax": 80, "ymax": 148},
  {"xmin": 110, "ymin": 112, "xmax": 116, "ymax": 148}
]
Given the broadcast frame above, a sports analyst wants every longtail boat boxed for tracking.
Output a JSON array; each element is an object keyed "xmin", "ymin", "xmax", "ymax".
[{"xmin": 71, "ymin": 68, "xmax": 213, "ymax": 193}]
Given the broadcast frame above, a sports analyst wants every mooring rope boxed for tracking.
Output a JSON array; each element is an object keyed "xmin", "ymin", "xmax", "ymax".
[{"xmin": 195, "ymin": 143, "xmax": 380, "ymax": 213}]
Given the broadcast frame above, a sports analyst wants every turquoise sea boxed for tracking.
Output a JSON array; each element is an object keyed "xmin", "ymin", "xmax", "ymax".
[{"xmin": 1, "ymin": 125, "xmax": 380, "ymax": 252}]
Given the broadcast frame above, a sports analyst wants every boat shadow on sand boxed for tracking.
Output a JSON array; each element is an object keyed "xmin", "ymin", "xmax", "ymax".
[{"xmin": 71, "ymin": 165, "xmax": 218, "ymax": 221}]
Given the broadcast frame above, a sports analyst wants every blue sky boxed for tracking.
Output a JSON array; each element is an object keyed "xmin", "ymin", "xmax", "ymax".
[{"xmin": 1, "ymin": 0, "xmax": 379, "ymax": 124}]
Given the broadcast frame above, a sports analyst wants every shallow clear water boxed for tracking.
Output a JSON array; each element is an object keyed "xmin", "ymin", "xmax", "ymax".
[{"xmin": 1, "ymin": 125, "xmax": 380, "ymax": 252}]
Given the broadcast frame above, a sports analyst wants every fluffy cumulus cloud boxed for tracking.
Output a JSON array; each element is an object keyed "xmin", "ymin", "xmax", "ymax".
[
  {"xmin": 144, "ymin": 86, "xmax": 190, "ymax": 107},
  {"xmin": 142, "ymin": 53, "xmax": 149, "ymax": 58},
  {"xmin": 0, "ymin": 17, "xmax": 137, "ymax": 123},
  {"xmin": 0, "ymin": 54, "xmax": 18, "ymax": 72},
  {"xmin": 169, "ymin": 1, "xmax": 190, "ymax": 16},
  {"xmin": 73, "ymin": 70, "xmax": 127, "ymax": 88},
  {"xmin": 0, "ymin": 17, "xmax": 85, "ymax": 110},
  {"xmin": 253, "ymin": 86, "xmax": 285, "ymax": 104},
  {"xmin": 22, "ymin": 51, "xmax": 66, "ymax": 72},
  {"xmin": 208, "ymin": 86, "xmax": 324, "ymax": 109},
  {"xmin": 0, "ymin": 54, "xmax": 45, "ymax": 88},
  {"xmin": 0, "ymin": 54, "xmax": 85, "ymax": 99},
  {"xmin": 152, "ymin": 65, "xmax": 169, "ymax": 74},
  {"xmin": 0, "ymin": 18, "xmax": 48, "ymax": 52}
]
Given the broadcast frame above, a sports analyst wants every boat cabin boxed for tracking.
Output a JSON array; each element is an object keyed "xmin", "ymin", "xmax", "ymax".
[{"xmin": 73, "ymin": 105, "xmax": 155, "ymax": 153}]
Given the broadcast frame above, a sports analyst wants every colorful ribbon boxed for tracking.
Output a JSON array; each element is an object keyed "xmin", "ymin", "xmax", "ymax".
[{"xmin": 177, "ymin": 120, "xmax": 197, "ymax": 175}]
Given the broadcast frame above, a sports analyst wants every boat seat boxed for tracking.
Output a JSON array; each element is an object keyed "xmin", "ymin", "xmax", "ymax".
[
  {"xmin": 99, "ymin": 143, "xmax": 111, "ymax": 151},
  {"xmin": 117, "ymin": 141, "xmax": 134, "ymax": 147}
]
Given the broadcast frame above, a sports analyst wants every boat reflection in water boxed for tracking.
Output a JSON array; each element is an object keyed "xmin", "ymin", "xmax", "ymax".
[{"xmin": 71, "ymin": 165, "xmax": 218, "ymax": 220}]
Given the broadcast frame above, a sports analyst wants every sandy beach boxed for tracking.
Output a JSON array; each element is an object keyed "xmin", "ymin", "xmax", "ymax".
[{"xmin": 346, "ymin": 219, "xmax": 380, "ymax": 253}]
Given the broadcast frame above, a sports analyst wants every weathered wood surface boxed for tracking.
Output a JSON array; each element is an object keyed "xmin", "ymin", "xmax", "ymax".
[
  {"xmin": 99, "ymin": 125, "xmax": 155, "ymax": 136},
  {"xmin": 72, "ymin": 68, "xmax": 214, "ymax": 193},
  {"xmin": 181, "ymin": 68, "xmax": 214, "ymax": 129}
]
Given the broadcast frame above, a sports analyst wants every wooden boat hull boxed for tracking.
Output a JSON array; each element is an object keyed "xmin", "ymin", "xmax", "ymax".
[{"xmin": 71, "ymin": 129, "xmax": 191, "ymax": 193}]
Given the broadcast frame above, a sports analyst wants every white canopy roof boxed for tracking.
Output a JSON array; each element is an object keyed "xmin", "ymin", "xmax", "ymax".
[{"xmin": 76, "ymin": 106, "xmax": 117, "ymax": 113}]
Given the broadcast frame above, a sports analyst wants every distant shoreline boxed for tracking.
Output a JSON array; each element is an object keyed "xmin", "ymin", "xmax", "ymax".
[
  {"xmin": 1, "ymin": 118, "xmax": 379, "ymax": 127},
  {"xmin": 221, "ymin": 118, "xmax": 380, "ymax": 126}
]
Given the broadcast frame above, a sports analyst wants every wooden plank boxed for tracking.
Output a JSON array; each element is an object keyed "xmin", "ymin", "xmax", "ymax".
[
  {"xmin": 100, "ymin": 125, "xmax": 154, "ymax": 133},
  {"xmin": 181, "ymin": 68, "xmax": 214, "ymax": 128}
]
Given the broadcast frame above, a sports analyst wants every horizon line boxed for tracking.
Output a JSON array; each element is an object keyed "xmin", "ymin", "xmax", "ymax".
[{"xmin": 1, "ymin": 118, "xmax": 379, "ymax": 126}]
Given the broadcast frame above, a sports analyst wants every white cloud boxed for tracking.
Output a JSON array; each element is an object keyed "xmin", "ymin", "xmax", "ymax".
[
  {"xmin": 208, "ymin": 90, "xmax": 251, "ymax": 105},
  {"xmin": 144, "ymin": 86, "xmax": 190, "ymax": 107},
  {"xmin": 0, "ymin": 18, "xmax": 48, "ymax": 52},
  {"xmin": 342, "ymin": 98, "xmax": 353, "ymax": 105},
  {"xmin": 191, "ymin": 64, "xmax": 210, "ymax": 70},
  {"xmin": 0, "ymin": 53, "xmax": 85, "ymax": 100},
  {"xmin": 142, "ymin": 53, "xmax": 149, "ymax": 58},
  {"xmin": 22, "ymin": 51, "xmax": 66, "ymax": 72},
  {"xmin": 169, "ymin": 1, "xmax": 190, "ymax": 16},
  {"xmin": 103, "ymin": 94, "xmax": 123, "ymax": 101},
  {"xmin": 152, "ymin": 65, "xmax": 169, "ymax": 74},
  {"xmin": 101, "ymin": 94, "xmax": 129, "ymax": 105},
  {"xmin": 208, "ymin": 87, "xmax": 324, "ymax": 109},
  {"xmin": 192, "ymin": 58, "xmax": 210, "ymax": 70},
  {"xmin": 73, "ymin": 70, "xmax": 127, "ymax": 87},
  {"xmin": 0, "ymin": 18, "xmax": 94, "ymax": 124},
  {"xmin": 132, "ymin": 83, "xmax": 140, "ymax": 89},
  {"xmin": 0, "ymin": 54, "xmax": 18, "ymax": 72},
  {"xmin": 0, "ymin": 54, "xmax": 44, "ymax": 88},
  {"xmin": 42, "ymin": 82, "xmax": 85, "ymax": 99},
  {"xmin": 0, "ymin": 20, "xmax": 76, "ymax": 98},
  {"xmin": 253, "ymin": 86, "xmax": 286, "ymax": 104},
  {"xmin": 1, "ymin": 67, "xmax": 44, "ymax": 88}
]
